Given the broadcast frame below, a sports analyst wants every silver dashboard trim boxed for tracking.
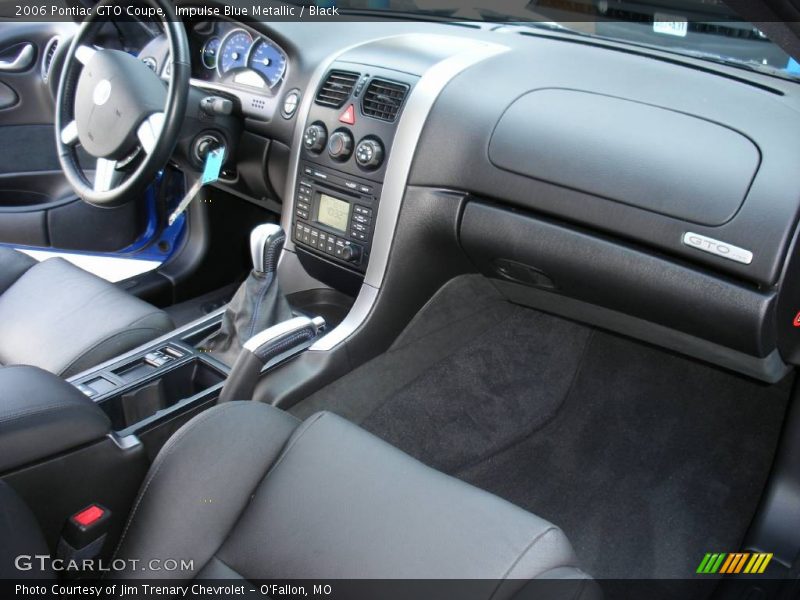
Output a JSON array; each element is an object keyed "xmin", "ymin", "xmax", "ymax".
[
  {"xmin": 363, "ymin": 37, "xmax": 507, "ymax": 289},
  {"xmin": 310, "ymin": 283, "xmax": 379, "ymax": 351},
  {"xmin": 278, "ymin": 34, "xmax": 508, "ymax": 352}
]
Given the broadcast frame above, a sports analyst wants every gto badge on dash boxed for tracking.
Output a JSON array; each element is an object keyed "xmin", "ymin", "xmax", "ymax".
[{"xmin": 682, "ymin": 232, "xmax": 753, "ymax": 265}]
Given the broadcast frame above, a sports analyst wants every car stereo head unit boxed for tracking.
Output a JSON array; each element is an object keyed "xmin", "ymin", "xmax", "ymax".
[{"xmin": 293, "ymin": 161, "xmax": 381, "ymax": 273}]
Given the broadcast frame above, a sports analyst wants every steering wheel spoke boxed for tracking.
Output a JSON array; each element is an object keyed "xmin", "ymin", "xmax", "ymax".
[
  {"xmin": 136, "ymin": 112, "xmax": 165, "ymax": 155},
  {"xmin": 60, "ymin": 120, "xmax": 79, "ymax": 146},
  {"xmin": 74, "ymin": 45, "xmax": 96, "ymax": 66},
  {"xmin": 93, "ymin": 158, "xmax": 121, "ymax": 192}
]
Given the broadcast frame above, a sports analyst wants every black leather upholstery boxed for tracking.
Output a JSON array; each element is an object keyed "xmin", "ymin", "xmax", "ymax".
[
  {"xmin": 110, "ymin": 402, "xmax": 594, "ymax": 595},
  {"xmin": 0, "ymin": 365, "xmax": 110, "ymax": 473},
  {"xmin": 0, "ymin": 246, "xmax": 36, "ymax": 295},
  {"xmin": 0, "ymin": 481, "xmax": 53, "ymax": 579},
  {"xmin": 0, "ymin": 249, "xmax": 173, "ymax": 377}
]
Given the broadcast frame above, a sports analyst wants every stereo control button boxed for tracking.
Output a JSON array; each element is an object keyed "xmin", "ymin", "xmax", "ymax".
[{"xmin": 341, "ymin": 244, "xmax": 361, "ymax": 263}]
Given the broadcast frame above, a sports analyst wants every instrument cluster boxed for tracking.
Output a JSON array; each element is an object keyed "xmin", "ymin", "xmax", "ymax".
[{"xmin": 189, "ymin": 21, "xmax": 288, "ymax": 93}]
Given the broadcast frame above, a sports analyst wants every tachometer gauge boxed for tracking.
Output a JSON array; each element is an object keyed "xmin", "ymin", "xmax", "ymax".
[
  {"xmin": 201, "ymin": 37, "xmax": 221, "ymax": 70},
  {"xmin": 246, "ymin": 38, "xmax": 287, "ymax": 89},
  {"xmin": 217, "ymin": 29, "xmax": 252, "ymax": 76}
]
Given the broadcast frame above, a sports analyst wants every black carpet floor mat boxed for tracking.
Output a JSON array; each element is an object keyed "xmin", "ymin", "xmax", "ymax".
[{"xmin": 291, "ymin": 276, "xmax": 792, "ymax": 580}]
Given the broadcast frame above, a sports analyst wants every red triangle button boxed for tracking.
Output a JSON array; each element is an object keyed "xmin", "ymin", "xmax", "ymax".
[{"xmin": 339, "ymin": 104, "xmax": 355, "ymax": 125}]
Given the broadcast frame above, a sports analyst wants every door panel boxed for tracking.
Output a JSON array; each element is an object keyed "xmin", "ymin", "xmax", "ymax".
[
  {"xmin": 0, "ymin": 22, "xmax": 156, "ymax": 255},
  {"xmin": 0, "ymin": 123, "xmax": 62, "ymax": 173},
  {"xmin": 0, "ymin": 22, "xmax": 70, "ymax": 126}
]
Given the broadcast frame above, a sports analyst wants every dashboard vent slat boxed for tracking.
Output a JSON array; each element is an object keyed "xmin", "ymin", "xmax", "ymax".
[
  {"xmin": 361, "ymin": 78, "xmax": 409, "ymax": 122},
  {"xmin": 315, "ymin": 70, "xmax": 359, "ymax": 108}
]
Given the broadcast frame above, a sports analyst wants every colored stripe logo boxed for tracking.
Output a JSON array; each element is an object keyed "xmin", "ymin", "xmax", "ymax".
[{"xmin": 696, "ymin": 552, "xmax": 773, "ymax": 574}]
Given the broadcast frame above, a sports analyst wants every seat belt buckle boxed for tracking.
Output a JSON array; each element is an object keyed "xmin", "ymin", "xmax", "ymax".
[{"xmin": 56, "ymin": 504, "xmax": 112, "ymax": 566}]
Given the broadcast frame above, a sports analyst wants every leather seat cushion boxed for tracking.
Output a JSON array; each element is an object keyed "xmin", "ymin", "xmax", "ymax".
[
  {"xmin": 112, "ymin": 402, "xmax": 593, "ymax": 595},
  {"xmin": 0, "ymin": 254, "xmax": 173, "ymax": 377}
]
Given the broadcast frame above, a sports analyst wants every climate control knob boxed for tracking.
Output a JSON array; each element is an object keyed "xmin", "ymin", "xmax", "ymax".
[
  {"xmin": 327, "ymin": 130, "xmax": 354, "ymax": 161},
  {"xmin": 355, "ymin": 138, "xmax": 384, "ymax": 170},
  {"xmin": 341, "ymin": 244, "xmax": 361, "ymax": 263},
  {"xmin": 303, "ymin": 123, "xmax": 327, "ymax": 154}
]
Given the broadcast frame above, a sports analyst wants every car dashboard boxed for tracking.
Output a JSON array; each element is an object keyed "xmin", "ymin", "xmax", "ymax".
[
  {"xmin": 187, "ymin": 20, "xmax": 288, "ymax": 93},
  {"xmin": 138, "ymin": 17, "xmax": 292, "ymax": 124},
  {"xmin": 138, "ymin": 7, "xmax": 800, "ymax": 384}
]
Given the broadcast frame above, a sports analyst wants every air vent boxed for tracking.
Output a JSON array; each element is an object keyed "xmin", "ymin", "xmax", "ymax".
[
  {"xmin": 41, "ymin": 36, "xmax": 60, "ymax": 83},
  {"xmin": 315, "ymin": 70, "xmax": 359, "ymax": 108},
  {"xmin": 361, "ymin": 78, "xmax": 409, "ymax": 122}
]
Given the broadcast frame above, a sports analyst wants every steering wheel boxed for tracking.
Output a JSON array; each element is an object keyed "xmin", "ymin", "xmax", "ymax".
[{"xmin": 55, "ymin": 0, "xmax": 190, "ymax": 207}]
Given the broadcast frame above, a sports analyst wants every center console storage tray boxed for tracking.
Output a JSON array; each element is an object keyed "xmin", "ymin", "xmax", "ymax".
[{"xmin": 100, "ymin": 359, "xmax": 225, "ymax": 431}]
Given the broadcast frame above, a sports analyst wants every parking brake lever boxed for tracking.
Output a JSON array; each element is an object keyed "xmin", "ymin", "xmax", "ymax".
[{"xmin": 218, "ymin": 315, "xmax": 325, "ymax": 403}]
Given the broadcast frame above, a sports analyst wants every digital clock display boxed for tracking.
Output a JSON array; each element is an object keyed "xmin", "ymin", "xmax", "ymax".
[{"xmin": 317, "ymin": 194, "xmax": 350, "ymax": 233}]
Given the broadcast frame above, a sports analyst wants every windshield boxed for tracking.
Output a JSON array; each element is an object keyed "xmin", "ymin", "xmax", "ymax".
[{"xmin": 299, "ymin": 0, "xmax": 800, "ymax": 81}]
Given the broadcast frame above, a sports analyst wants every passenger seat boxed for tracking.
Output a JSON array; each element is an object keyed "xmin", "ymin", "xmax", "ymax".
[
  {"xmin": 1, "ymin": 403, "xmax": 597, "ymax": 598},
  {"xmin": 0, "ymin": 247, "xmax": 173, "ymax": 377}
]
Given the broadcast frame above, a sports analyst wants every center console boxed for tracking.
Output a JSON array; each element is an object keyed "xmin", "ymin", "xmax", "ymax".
[
  {"xmin": 293, "ymin": 162, "xmax": 381, "ymax": 272},
  {"xmin": 69, "ymin": 314, "xmax": 228, "ymax": 442},
  {"xmin": 290, "ymin": 65, "xmax": 417, "ymax": 281}
]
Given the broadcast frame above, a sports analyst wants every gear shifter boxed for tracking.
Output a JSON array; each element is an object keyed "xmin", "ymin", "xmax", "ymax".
[
  {"xmin": 218, "ymin": 315, "xmax": 326, "ymax": 402},
  {"xmin": 201, "ymin": 224, "xmax": 293, "ymax": 365}
]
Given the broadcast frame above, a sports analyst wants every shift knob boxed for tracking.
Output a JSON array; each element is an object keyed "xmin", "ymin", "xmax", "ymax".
[{"xmin": 250, "ymin": 224, "xmax": 285, "ymax": 276}]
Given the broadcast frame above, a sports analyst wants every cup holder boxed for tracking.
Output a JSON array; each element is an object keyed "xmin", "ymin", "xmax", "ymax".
[{"xmin": 101, "ymin": 359, "xmax": 225, "ymax": 431}]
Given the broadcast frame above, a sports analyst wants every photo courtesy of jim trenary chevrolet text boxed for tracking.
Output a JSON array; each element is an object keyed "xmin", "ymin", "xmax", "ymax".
[{"xmin": 0, "ymin": 0, "xmax": 799, "ymax": 599}]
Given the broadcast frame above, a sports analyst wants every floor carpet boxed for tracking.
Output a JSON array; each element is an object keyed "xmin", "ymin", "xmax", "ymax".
[{"xmin": 291, "ymin": 275, "xmax": 792, "ymax": 582}]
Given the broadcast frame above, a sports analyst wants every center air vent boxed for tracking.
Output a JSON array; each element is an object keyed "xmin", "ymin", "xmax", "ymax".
[
  {"xmin": 41, "ymin": 36, "xmax": 60, "ymax": 83},
  {"xmin": 315, "ymin": 70, "xmax": 359, "ymax": 108},
  {"xmin": 361, "ymin": 78, "xmax": 409, "ymax": 122}
]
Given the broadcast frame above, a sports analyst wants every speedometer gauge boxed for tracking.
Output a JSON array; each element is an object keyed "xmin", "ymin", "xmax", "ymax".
[
  {"xmin": 217, "ymin": 29, "xmax": 252, "ymax": 76},
  {"xmin": 246, "ymin": 38, "xmax": 287, "ymax": 89},
  {"xmin": 201, "ymin": 37, "xmax": 221, "ymax": 70}
]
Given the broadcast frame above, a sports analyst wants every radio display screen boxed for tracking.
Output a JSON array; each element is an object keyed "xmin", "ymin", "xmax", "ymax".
[{"xmin": 317, "ymin": 193, "xmax": 350, "ymax": 233}]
